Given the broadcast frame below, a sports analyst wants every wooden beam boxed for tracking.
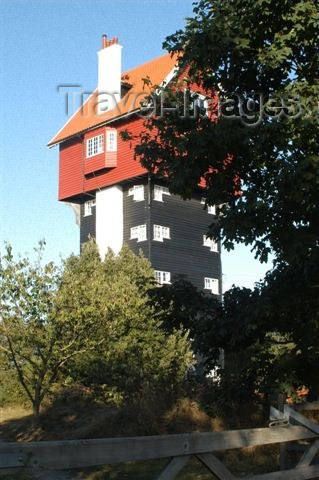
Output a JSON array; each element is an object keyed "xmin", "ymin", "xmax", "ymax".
[
  {"xmin": 0, "ymin": 426, "xmax": 317, "ymax": 471},
  {"xmin": 295, "ymin": 401, "xmax": 319, "ymax": 412},
  {"xmin": 156, "ymin": 456, "xmax": 189, "ymax": 480},
  {"xmin": 248, "ymin": 464, "xmax": 319, "ymax": 480},
  {"xmin": 284, "ymin": 405, "xmax": 319, "ymax": 435},
  {"xmin": 197, "ymin": 453, "xmax": 236, "ymax": 480},
  {"xmin": 297, "ymin": 440, "xmax": 319, "ymax": 467}
]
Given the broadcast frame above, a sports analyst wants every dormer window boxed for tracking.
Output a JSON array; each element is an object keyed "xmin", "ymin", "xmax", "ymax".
[
  {"xmin": 87, "ymin": 134, "xmax": 104, "ymax": 158},
  {"xmin": 107, "ymin": 130, "xmax": 117, "ymax": 152}
]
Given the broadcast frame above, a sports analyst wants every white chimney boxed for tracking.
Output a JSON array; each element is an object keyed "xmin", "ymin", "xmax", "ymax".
[{"xmin": 97, "ymin": 35, "xmax": 122, "ymax": 115}]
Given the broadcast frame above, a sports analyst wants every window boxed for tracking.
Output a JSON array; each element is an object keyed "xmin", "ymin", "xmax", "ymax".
[
  {"xmin": 87, "ymin": 134, "xmax": 104, "ymax": 158},
  {"xmin": 204, "ymin": 277, "xmax": 219, "ymax": 295},
  {"xmin": 84, "ymin": 199, "xmax": 96, "ymax": 216},
  {"xmin": 153, "ymin": 225, "xmax": 170, "ymax": 242},
  {"xmin": 130, "ymin": 224, "xmax": 147, "ymax": 242},
  {"xmin": 201, "ymin": 197, "xmax": 216, "ymax": 215},
  {"xmin": 128, "ymin": 185, "xmax": 144, "ymax": 201},
  {"xmin": 154, "ymin": 184, "xmax": 170, "ymax": 202},
  {"xmin": 203, "ymin": 235, "xmax": 218, "ymax": 252},
  {"xmin": 155, "ymin": 270, "xmax": 171, "ymax": 285},
  {"xmin": 107, "ymin": 130, "xmax": 117, "ymax": 152},
  {"xmin": 207, "ymin": 205, "xmax": 216, "ymax": 215}
]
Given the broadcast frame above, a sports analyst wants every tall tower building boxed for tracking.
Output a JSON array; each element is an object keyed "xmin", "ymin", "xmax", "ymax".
[{"xmin": 48, "ymin": 36, "xmax": 222, "ymax": 294}]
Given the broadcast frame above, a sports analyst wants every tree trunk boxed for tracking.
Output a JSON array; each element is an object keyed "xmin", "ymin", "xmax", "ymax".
[
  {"xmin": 33, "ymin": 384, "xmax": 42, "ymax": 418},
  {"xmin": 32, "ymin": 402, "xmax": 40, "ymax": 417}
]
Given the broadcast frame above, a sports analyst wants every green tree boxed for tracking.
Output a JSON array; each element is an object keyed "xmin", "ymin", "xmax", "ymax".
[
  {"xmin": 149, "ymin": 277, "xmax": 221, "ymax": 358},
  {"xmin": 0, "ymin": 242, "xmax": 101, "ymax": 416},
  {"xmin": 125, "ymin": 0, "xmax": 318, "ymax": 398},
  {"xmin": 133, "ymin": 0, "xmax": 318, "ymax": 266},
  {"xmin": 61, "ymin": 243, "xmax": 193, "ymax": 408}
]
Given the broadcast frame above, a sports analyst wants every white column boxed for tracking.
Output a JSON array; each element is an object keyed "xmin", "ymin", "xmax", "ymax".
[{"xmin": 96, "ymin": 185, "xmax": 123, "ymax": 258}]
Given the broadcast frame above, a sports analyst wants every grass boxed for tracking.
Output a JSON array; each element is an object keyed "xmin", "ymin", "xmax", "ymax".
[
  {"xmin": 0, "ymin": 405, "xmax": 32, "ymax": 424},
  {"xmin": 0, "ymin": 396, "xmax": 280, "ymax": 479}
]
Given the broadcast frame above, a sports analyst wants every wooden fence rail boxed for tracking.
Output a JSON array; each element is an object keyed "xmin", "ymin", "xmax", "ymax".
[{"xmin": 1, "ymin": 404, "xmax": 319, "ymax": 479}]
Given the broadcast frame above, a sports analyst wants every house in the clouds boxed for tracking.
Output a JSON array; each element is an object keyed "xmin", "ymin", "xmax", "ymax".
[{"xmin": 48, "ymin": 35, "xmax": 222, "ymax": 294}]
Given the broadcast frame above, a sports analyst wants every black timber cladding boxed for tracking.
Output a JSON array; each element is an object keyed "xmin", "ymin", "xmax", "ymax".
[
  {"xmin": 80, "ymin": 202, "xmax": 96, "ymax": 245},
  {"xmin": 123, "ymin": 178, "xmax": 150, "ymax": 259},
  {"xmin": 149, "ymin": 182, "xmax": 221, "ymax": 292},
  {"xmin": 123, "ymin": 178, "xmax": 222, "ymax": 292},
  {"xmin": 79, "ymin": 179, "xmax": 222, "ymax": 292}
]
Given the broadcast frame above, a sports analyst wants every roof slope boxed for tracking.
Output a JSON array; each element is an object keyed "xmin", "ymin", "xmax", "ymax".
[{"xmin": 48, "ymin": 53, "xmax": 177, "ymax": 146}]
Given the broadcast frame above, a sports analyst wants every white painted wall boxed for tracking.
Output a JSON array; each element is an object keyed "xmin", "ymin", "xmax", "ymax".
[
  {"xmin": 66, "ymin": 202, "xmax": 80, "ymax": 226},
  {"xmin": 96, "ymin": 185, "xmax": 123, "ymax": 258},
  {"xmin": 97, "ymin": 43, "xmax": 122, "ymax": 114}
]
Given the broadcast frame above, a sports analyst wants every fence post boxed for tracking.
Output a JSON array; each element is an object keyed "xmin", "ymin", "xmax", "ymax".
[{"xmin": 278, "ymin": 393, "xmax": 288, "ymax": 470}]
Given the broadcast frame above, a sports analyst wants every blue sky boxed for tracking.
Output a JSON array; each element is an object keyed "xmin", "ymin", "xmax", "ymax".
[{"xmin": 0, "ymin": 0, "xmax": 273, "ymax": 291}]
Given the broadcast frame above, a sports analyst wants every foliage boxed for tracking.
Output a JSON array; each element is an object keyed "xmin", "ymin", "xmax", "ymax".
[
  {"xmin": 0, "ymin": 242, "xmax": 101, "ymax": 416},
  {"xmin": 62, "ymin": 243, "xmax": 193, "ymax": 408},
  {"xmin": 131, "ymin": 0, "xmax": 318, "ymax": 267},
  {"xmin": 0, "ymin": 354, "xmax": 28, "ymax": 407},
  {"xmin": 149, "ymin": 277, "xmax": 221, "ymax": 358},
  {"xmin": 198, "ymin": 257, "xmax": 319, "ymax": 399},
  {"xmin": 122, "ymin": 0, "xmax": 319, "ymax": 399}
]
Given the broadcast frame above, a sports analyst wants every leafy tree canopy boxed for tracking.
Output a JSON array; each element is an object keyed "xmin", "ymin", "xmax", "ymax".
[
  {"xmin": 131, "ymin": 0, "xmax": 318, "ymax": 266},
  {"xmin": 0, "ymin": 242, "xmax": 101, "ymax": 416},
  {"xmin": 122, "ymin": 0, "xmax": 319, "ymax": 400},
  {"xmin": 59, "ymin": 243, "xmax": 193, "ymax": 407}
]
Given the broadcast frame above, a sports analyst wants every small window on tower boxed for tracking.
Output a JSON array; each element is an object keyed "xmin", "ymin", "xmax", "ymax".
[
  {"xmin": 154, "ymin": 185, "xmax": 170, "ymax": 202},
  {"xmin": 128, "ymin": 185, "xmax": 144, "ymax": 201},
  {"xmin": 130, "ymin": 224, "xmax": 147, "ymax": 242},
  {"xmin": 153, "ymin": 225, "xmax": 170, "ymax": 242},
  {"xmin": 107, "ymin": 130, "xmax": 117, "ymax": 152},
  {"xmin": 84, "ymin": 199, "xmax": 96, "ymax": 216},
  {"xmin": 203, "ymin": 235, "xmax": 218, "ymax": 252},
  {"xmin": 155, "ymin": 270, "xmax": 171, "ymax": 285},
  {"xmin": 87, "ymin": 134, "xmax": 104, "ymax": 158},
  {"xmin": 201, "ymin": 198, "xmax": 216, "ymax": 215},
  {"xmin": 204, "ymin": 277, "xmax": 219, "ymax": 295}
]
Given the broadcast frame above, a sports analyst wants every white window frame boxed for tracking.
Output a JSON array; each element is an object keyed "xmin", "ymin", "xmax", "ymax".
[
  {"xmin": 201, "ymin": 197, "xmax": 216, "ymax": 215},
  {"xmin": 155, "ymin": 270, "xmax": 171, "ymax": 285},
  {"xmin": 130, "ymin": 224, "xmax": 147, "ymax": 242},
  {"xmin": 153, "ymin": 225, "xmax": 170, "ymax": 242},
  {"xmin": 84, "ymin": 199, "xmax": 96, "ymax": 217},
  {"xmin": 86, "ymin": 134, "xmax": 104, "ymax": 158},
  {"xmin": 106, "ymin": 130, "xmax": 117, "ymax": 152},
  {"xmin": 203, "ymin": 235, "xmax": 218, "ymax": 252},
  {"xmin": 207, "ymin": 205, "xmax": 216, "ymax": 215},
  {"xmin": 128, "ymin": 185, "xmax": 144, "ymax": 202},
  {"xmin": 204, "ymin": 277, "xmax": 219, "ymax": 295},
  {"xmin": 154, "ymin": 184, "xmax": 170, "ymax": 202}
]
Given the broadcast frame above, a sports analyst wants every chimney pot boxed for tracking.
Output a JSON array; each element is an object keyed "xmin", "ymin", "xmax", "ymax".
[{"xmin": 102, "ymin": 34, "xmax": 107, "ymax": 49}]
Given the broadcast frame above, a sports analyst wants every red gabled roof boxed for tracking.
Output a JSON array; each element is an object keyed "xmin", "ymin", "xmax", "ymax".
[{"xmin": 48, "ymin": 53, "xmax": 177, "ymax": 147}]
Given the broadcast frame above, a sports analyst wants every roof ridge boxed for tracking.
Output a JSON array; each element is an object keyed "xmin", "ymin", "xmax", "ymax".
[{"xmin": 122, "ymin": 51, "xmax": 173, "ymax": 78}]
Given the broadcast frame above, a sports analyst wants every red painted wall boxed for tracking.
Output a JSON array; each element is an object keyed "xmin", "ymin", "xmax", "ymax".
[
  {"xmin": 59, "ymin": 137, "xmax": 83, "ymax": 200},
  {"xmin": 58, "ymin": 116, "xmax": 147, "ymax": 201}
]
